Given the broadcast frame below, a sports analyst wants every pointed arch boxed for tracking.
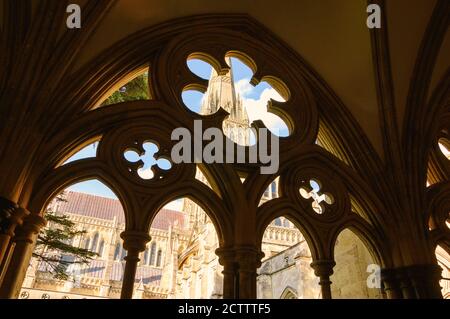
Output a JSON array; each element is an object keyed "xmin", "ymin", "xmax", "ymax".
[
  {"xmin": 114, "ymin": 243, "xmax": 121, "ymax": 261},
  {"xmin": 274, "ymin": 218, "xmax": 282, "ymax": 226},
  {"xmin": 435, "ymin": 245, "xmax": 450, "ymax": 299},
  {"xmin": 331, "ymin": 228, "xmax": 382, "ymax": 299},
  {"xmin": 143, "ymin": 247, "xmax": 150, "ymax": 265},
  {"xmin": 143, "ymin": 180, "xmax": 232, "ymax": 248},
  {"xmin": 120, "ymin": 246, "xmax": 127, "ymax": 261},
  {"xmin": 27, "ymin": 161, "xmax": 132, "ymax": 229},
  {"xmin": 91, "ymin": 232, "xmax": 99, "ymax": 252},
  {"xmin": 98, "ymin": 239, "xmax": 105, "ymax": 256},
  {"xmin": 280, "ymin": 287, "xmax": 297, "ymax": 299},
  {"xmin": 149, "ymin": 242, "xmax": 156, "ymax": 266},
  {"xmin": 156, "ymin": 249, "xmax": 162, "ymax": 267},
  {"xmin": 84, "ymin": 237, "xmax": 91, "ymax": 250}
]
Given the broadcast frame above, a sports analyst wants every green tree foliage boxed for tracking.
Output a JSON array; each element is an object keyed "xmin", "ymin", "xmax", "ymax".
[
  {"xmin": 101, "ymin": 73, "xmax": 149, "ymax": 106},
  {"xmin": 33, "ymin": 194, "xmax": 98, "ymax": 280}
]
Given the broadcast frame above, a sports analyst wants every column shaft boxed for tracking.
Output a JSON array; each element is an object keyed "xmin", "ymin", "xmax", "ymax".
[
  {"xmin": 0, "ymin": 199, "xmax": 27, "ymax": 266},
  {"xmin": 310, "ymin": 260, "xmax": 335, "ymax": 300},
  {"xmin": 119, "ymin": 231, "xmax": 150, "ymax": 299},
  {"xmin": 216, "ymin": 247, "xmax": 237, "ymax": 299},
  {"xmin": 0, "ymin": 214, "xmax": 45, "ymax": 298},
  {"xmin": 381, "ymin": 268, "xmax": 403, "ymax": 299},
  {"xmin": 235, "ymin": 247, "xmax": 262, "ymax": 299},
  {"xmin": 381, "ymin": 265, "xmax": 443, "ymax": 299},
  {"xmin": 120, "ymin": 248, "xmax": 140, "ymax": 299},
  {"xmin": 406, "ymin": 265, "xmax": 443, "ymax": 299}
]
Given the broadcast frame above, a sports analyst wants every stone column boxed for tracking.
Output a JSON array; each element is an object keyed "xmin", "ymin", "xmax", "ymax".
[
  {"xmin": 380, "ymin": 268, "xmax": 403, "ymax": 299},
  {"xmin": 396, "ymin": 267, "xmax": 417, "ymax": 299},
  {"xmin": 398, "ymin": 264, "xmax": 443, "ymax": 299},
  {"xmin": 310, "ymin": 260, "xmax": 335, "ymax": 299},
  {"xmin": 216, "ymin": 247, "xmax": 236, "ymax": 299},
  {"xmin": 0, "ymin": 213, "xmax": 46, "ymax": 298},
  {"xmin": 381, "ymin": 265, "xmax": 442, "ymax": 299},
  {"xmin": 0, "ymin": 241, "xmax": 15, "ymax": 288},
  {"xmin": 119, "ymin": 231, "xmax": 150, "ymax": 299},
  {"xmin": 0, "ymin": 198, "xmax": 28, "ymax": 268},
  {"xmin": 235, "ymin": 247, "xmax": 263, "ymax": 299}
]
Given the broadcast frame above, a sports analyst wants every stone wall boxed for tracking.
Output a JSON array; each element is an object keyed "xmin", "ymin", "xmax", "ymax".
[
  {"xmin": 331, "ymin": 229, "xmax": 382, "ymax": 299},
  {"xmin": 257, "ymin": 241, "xmax": 320, "ymax": 299},
  {"xmin": 257, "ymin": 229, "xmax": 385, "ymax": 299}
]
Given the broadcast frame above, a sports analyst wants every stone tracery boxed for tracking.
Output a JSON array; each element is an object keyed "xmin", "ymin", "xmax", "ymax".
[{"xmin": 0, "ymin": 2, "xmax": 448, "ymax": 299}]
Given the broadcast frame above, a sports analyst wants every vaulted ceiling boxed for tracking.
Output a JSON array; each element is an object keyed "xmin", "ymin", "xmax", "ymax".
[
  {"xmin": 53, "ymin": 0, "xmax": 448, "ymax": 157},
  {"xmin": 0, "ymin": 1, "xmax": 449, "ymax": 293},
  {"xmin": 0, "ymin": 0, "xmax": 448, "ymax": 178}
]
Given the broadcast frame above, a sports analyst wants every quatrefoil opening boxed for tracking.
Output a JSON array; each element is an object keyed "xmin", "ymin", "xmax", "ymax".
[
  {"xmin": 299, "ymin": 179, "xmax": 334, "ymax": 214},
  {"xmin": 123, "ymin": 141, "xmax": 172, "ymax": 180},
  {"xmin": 182, "ymin": 53, "xmax": 290, "ymax": 145},
  {"xmin": 438, "ymin": 138, "xmax": 450, "ymax": 160}
]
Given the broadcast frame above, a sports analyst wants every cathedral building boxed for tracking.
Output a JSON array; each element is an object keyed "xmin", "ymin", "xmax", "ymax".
[
  {"xmin": 19, "ymin": 59, "xmax": 447, "ymax": 300},
  {"xmin": 18, "ymin": 189, "xmax": 450, "ymax": 299},
  {"xmin": 18, "ymin": 188, "xmax": 302, "ymax": 299},
  {"xmin": 18, "ymin": 61, "xmax": 307, "ymax": 299},
  {"xmin": 1, "ymin": 1, "xmax": 449, "ymax": 301}
]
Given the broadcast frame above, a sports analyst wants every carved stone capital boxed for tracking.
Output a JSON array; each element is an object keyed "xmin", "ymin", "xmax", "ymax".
[
  {"xmin": 0, "ymin": 197, "xmax": 18, "ymax": 235},
  {"xmin": 9, "ymin": 207, "xmax": 30, "ymax": 226},
  {"xmin": 404, "ymin": 264, "xmax": 442, "ymax": 281},
  {"xmin": 0, "ymin": 197, "xmax": 18, "ymax": 216},
  {"xmin": 380, "ymin": 267, "xmax": 400, "ymax": 292},
  {"xmin": 310, "ymin": 259, "xmax": 336, "ymax": 278},
  {"xmin": 215, "ymin": 247, "xmax": 235, "ymax": 268},
  {"xmin": 120, "ymin": 230, "xmax": 151, "ymax": 253},
  {"xmin": 14, "ymin": 214, "xmax": 47, "ymax": 243},
  {"xmin": 381, "ymin": 264, "xmax": 443, "ymax": 298},
  {"xmin": 402, "ymin": 264, "xmax": 443, "ymax": 298},
  {"xmin": 0, "ymin": 199, "xmax": 29, "ymax": 236},
  {"xmin": 235, "ymin": 246, "xmax": 264, "ymax": 271}
]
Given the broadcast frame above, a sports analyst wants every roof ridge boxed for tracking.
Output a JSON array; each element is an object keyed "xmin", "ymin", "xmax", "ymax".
[
  {"xmin": 68, "ymin": 190, "xmax": 119, "ymax": 202},
  {"xmin": 60, "ymin": 191, "xmax": 186, "ymax": 231}
]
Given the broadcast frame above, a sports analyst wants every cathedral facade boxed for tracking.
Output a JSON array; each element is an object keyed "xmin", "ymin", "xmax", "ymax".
[
  {"xmin": 18, "ymin": 190, "xmax": 450, "ymax": 299},
  {"xmin": 18, "ymin": 54, "xmax": 450, "ymax": 300},
  {"xmin": 1, "ymin": 1, "xmax": 450, "ymax": 301},
  {"xmin": 19, "ymin": 188, "xmax": 303, "ymax": 299},
  {"xmin": 19, "ymin": 63, "xmax": 308, "ymax": 299}
]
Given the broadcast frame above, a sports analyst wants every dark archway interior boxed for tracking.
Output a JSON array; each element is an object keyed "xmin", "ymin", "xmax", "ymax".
[{"xmin": 0, "ymin": 1, "xmax": 449, "ymax": 300}]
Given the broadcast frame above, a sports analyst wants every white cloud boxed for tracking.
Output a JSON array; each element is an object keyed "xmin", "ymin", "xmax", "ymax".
[
  {"xmin": 240, "ymin": 87, "xmax": 288, "ymax": 134},
  {"xmin": 163, "ymin": 199, "xmax": 183, "ymax": 211},
  {"xmin": 439, "ymin": 142, "xmax": 450, "ymax": 159},
  {"xmin": 137, "ymin": 168, "xmax": 154, "ymax": 180},
  {"xmin": 235, "ymin": 79, "xmax": 253, "ymax": 98}
]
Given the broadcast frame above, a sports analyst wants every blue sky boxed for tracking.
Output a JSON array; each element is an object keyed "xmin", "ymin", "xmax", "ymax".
[
  {"xmin": 63, "ymin": 143, "xmax": 118, "ymax": 198},
  {"xmin": 66, "ymin": 57, "xmax": 289, "ymax": 203},
  {"xmin": 183, "ymin": 57, "xmax": 289, "ymax": 136},
  {"xmin": 183, "ymin": 57, "xmax": 271, "ymax": 106}
]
